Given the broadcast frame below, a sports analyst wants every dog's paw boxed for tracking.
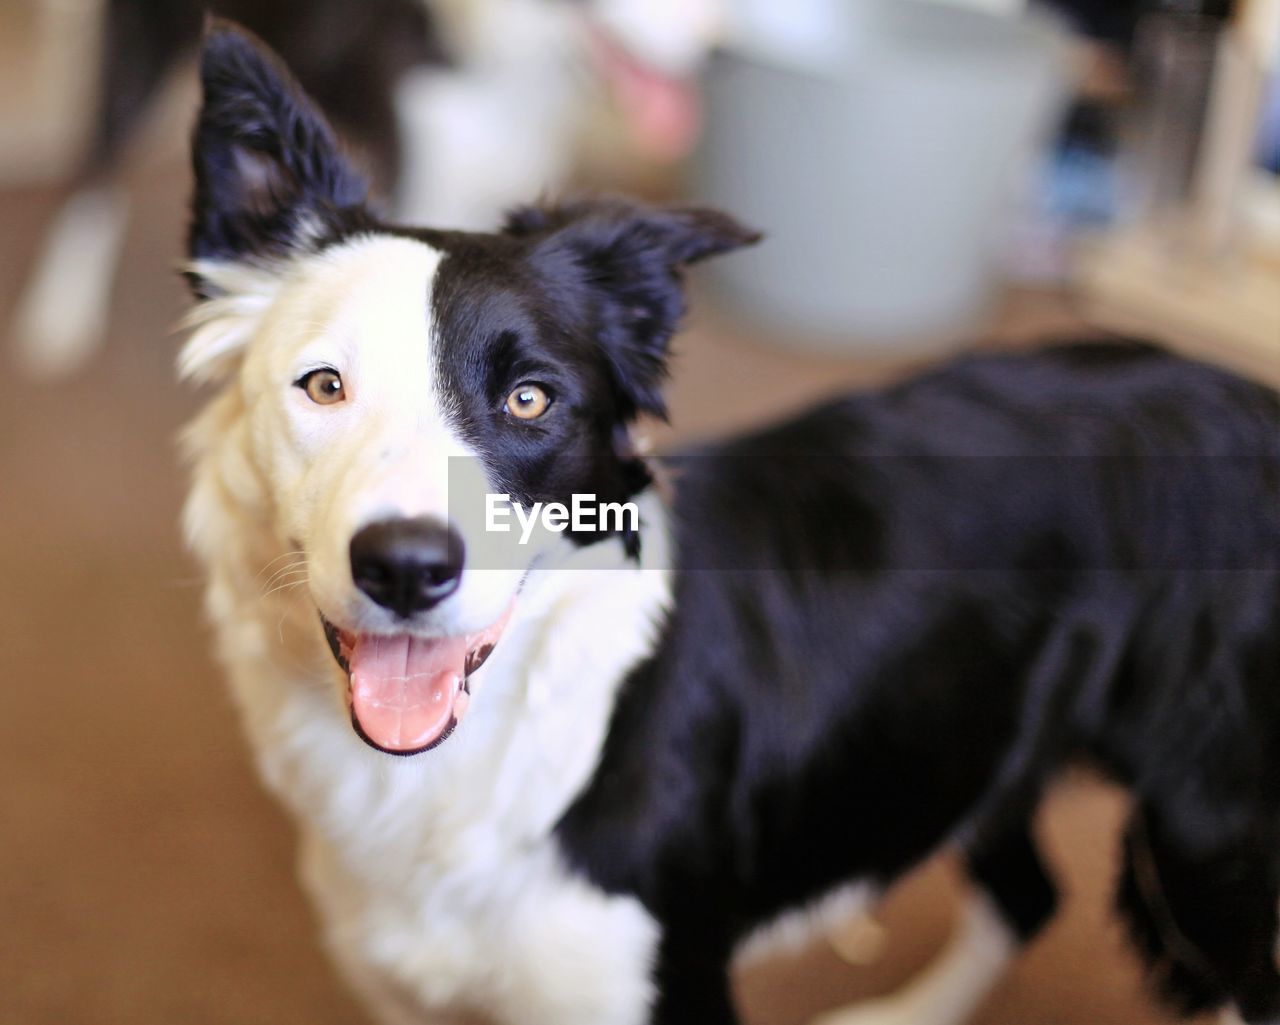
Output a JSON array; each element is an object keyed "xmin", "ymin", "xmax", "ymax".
[{"xmin": 809, "ymin": 997, "xmax": 933, "ymax": 1025}]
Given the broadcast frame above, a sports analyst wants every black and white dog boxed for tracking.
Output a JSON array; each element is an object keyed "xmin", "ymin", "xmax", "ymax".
[{"xmin": 182, "ymin": 24, "xmax": 1280, "ymax": 1025}]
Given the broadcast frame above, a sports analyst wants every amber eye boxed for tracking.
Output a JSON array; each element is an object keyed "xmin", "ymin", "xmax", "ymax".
[
  {"xmin": 297, "ymin": 368, "xmax": 345, "ymax": 405},
  {"xmin": 505, "ymin": 383, "xmax": 551, "ymax": 420}
]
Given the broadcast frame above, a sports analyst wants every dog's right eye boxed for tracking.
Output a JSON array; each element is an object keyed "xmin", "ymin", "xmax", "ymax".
[{"xmin": 296, "ymin": 368, "xmax": 345, "ymax": 405}]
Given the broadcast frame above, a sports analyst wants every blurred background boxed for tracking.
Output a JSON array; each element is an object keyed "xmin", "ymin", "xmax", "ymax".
[{"xmin": 0, "ymin": 0, "xmax": 1277, "ymax": 1023}]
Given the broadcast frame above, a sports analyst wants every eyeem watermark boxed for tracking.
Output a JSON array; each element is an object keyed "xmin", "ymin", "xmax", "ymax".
[{"xmin": 486, "ymin": 493, "xmax": 639, "ymax": 545}]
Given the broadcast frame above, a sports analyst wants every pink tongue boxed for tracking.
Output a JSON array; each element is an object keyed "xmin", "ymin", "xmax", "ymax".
[{"xmin": 347, "ymin": 634, "xmax": 466, "ymax": 753}]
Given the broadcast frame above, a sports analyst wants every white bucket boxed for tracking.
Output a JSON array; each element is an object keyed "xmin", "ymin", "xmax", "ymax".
[{"xmin": 695, "ymin": 1, "xmax": 1071, "ymax": 351}]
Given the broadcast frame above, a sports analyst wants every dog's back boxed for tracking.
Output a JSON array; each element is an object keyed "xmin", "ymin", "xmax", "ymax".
[{"xmin": 675, "ymin": 339, "xmax": 1280, "ymax": 572}]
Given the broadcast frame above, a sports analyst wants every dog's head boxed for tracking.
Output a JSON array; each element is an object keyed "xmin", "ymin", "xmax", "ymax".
[{"xmin": 182, "ymin": 23, "xmax": 757, "ymax": 756}]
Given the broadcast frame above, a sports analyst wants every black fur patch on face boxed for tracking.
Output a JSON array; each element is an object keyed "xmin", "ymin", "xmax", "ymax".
[
  {"xmin": 501, "ymin": 199, "xmax": 760, "ymax": 421},
  {"xmin": 403, "ymin": 200, "xmax": 758, "ymax": 552},
  {"xmin": 187, "ymin": 20, "xmax": 374, "ymax": 287}
]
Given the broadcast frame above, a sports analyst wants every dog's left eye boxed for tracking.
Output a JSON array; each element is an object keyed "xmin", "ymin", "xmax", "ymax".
[
  {"xmin": 505, "ymin": 383, "xmax": 551, "ymax": 420},
  {"xmin": 296, "ymin": 368, "xmax": 345, "ymax": 405}
]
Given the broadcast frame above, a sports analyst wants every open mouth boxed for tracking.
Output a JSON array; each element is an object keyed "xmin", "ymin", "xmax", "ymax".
[{"xmin": 321, "ymin": 610, "xmax": 510, "ymax": 757}]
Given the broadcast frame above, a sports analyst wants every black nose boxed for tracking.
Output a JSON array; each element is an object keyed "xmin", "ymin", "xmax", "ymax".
[{"xmin": 349, "ymin": 518, "xmax": 465, "ymax": 618}]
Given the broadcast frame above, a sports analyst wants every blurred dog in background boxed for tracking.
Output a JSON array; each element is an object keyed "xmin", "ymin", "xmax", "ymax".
[{"xmin": 12, "ymin": 0, "xmax": 717, "ymax": 377}]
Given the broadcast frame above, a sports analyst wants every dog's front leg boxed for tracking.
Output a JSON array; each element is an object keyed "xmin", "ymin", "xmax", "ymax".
[{"xmin": 648, "ymin": 929, "xmax": 741, "ymax": 1025}]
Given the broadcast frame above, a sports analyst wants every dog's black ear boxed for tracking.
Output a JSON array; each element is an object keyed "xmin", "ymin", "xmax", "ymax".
[
  {"xmin": 506, "ymin": 198, "xmax": 760, "ymax": 418},
  {"xmin": 187, "ymin": 20, "xmax": 369, "ymax": 284}
]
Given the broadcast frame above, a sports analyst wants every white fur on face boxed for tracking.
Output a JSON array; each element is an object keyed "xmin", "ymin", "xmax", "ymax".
[{"xmin": 188, "ymin": 234, "xmax": 525, "ymax": 643}]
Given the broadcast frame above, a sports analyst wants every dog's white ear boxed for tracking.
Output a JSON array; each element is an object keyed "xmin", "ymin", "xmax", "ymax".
[
  {"xmin": 178, "ymin": 262, "xmax": 285, "ymax": 383},
  {"xmin": 506, "ymin": 198, "xmax": 760, "ymax": 419},
  {"xmin": 186, "ymin": 20, "xmax": 369, "ymax": 292}
]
